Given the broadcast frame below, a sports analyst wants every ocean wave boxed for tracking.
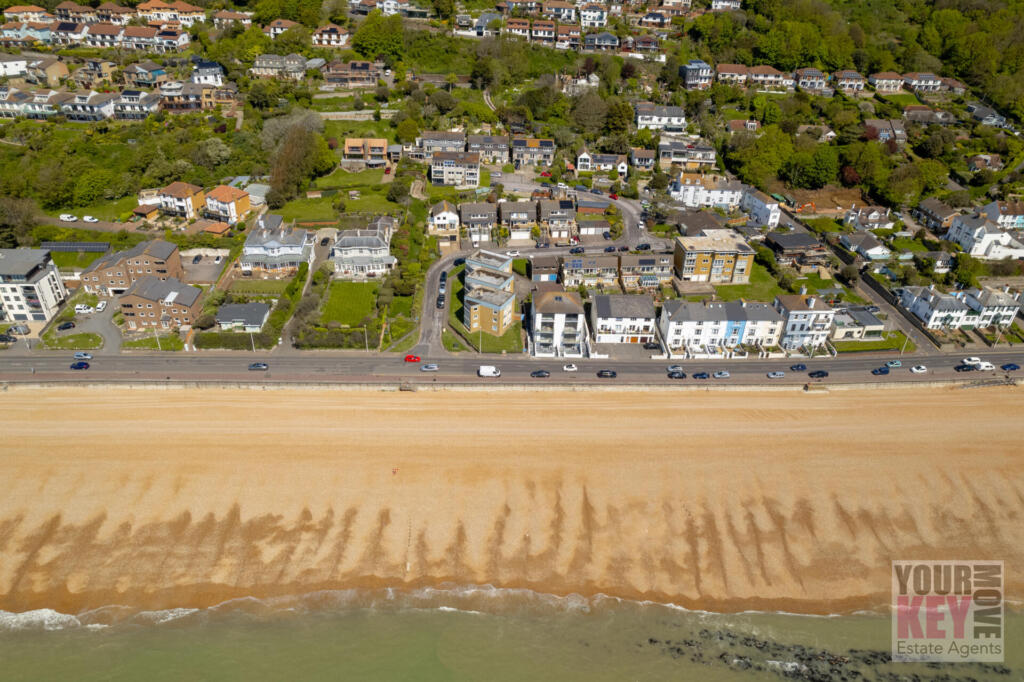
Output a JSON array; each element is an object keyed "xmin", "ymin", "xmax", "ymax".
[
  {"xmin": 0, "ymin": 608, "xmax": 83, "ymax": 632},
  {"xmin": 131, "ymin": 608, "xmax": 200, "ymax": 626}
]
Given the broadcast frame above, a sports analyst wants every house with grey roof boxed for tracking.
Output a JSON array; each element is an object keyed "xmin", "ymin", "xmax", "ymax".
[
  {"xmin": 119, "ymin": 276, "xmax": 202, "ymax": 331},
  {"xmin": 81, "ymin": 239, "xmax": 182, "ymax": 295},
  {"xmin": 896, "ymin": 285, "xmax": 970, "ymax": 329},
  {"xmin": 460, "ymin": 202, "xmax": 498, "ymax": 245},
  {"xmin": 831, "ymin": 306, "xmax": 886, "ymax": 341},
  {"xmin": 530, "ymin": 284, "xmax": 588, "ymax": 357},
  {"xmin": 963, "ymin": 286, "xmax": 1022, "ymax": 328},
  {"xmin": 330, "ymin": 215, "xmax": 397, "ymax": 279},
  {"xmin": 215, "ymin": 302, "xmax": 271, "ymax": 332},
  {"xmin": 240, "ymin": 214, "xmax": 313, "ymax": 276},
  {"xmin": 590, "ymin": 294, "xmax": 656, "ymax": 344},
  {"xmin": 840, "ymin": 232, "xmax": 891, "ymax": 260},
  {"xmin": 660, "ymin": 299, "xmax": 784, "ymax": 354}
]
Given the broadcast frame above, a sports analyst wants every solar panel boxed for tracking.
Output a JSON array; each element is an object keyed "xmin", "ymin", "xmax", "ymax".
[{"xmin": 41, "ymin": 241, "xmax": 110, "ymax": 253}]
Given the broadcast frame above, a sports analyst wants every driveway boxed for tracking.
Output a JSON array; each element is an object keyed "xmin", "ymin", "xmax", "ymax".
[{"xmin": 70, "ymin": 304, "xmax": 122, "ymax": 356}]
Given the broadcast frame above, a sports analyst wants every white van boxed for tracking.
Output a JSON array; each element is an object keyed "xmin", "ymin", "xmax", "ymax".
[
  {"xmin": 976, "ymin": 361, "xmax": 995, "ymax": 371},
  {"xmin": 74, "ymin": 304, "xmax": 93, "ymax": 314},
  {"xmin": 478, "ymin": 365, "xmax": 501, "ymax": 377}
]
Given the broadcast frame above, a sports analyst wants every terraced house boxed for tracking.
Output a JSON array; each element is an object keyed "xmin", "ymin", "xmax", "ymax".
[
  {"xmin": 80, "ymin": 240, "xmax": 182, "ymax": 296},
  {"xmin": 590, "ymin": 294, "xmax": 657, "ymax": 345},
  {"xmin": 511, "ymin": 137, "xmax": 556, "ymax": 167},
  {"xmin": 467, "ymin": 134, "xmax": 509, "ymax": 163},
  {"xmin": 560, "ymin": 254, "xmax": 618, "ymax": 287},
  {"xmin": 660, "ymin": 300, "xmax": 784, "ymax": 353},
  {"xmin": 618, "ymin": 253, "xmax": 673, "ymax": 290},
  {"xmin": 431, "ymin": 151, "xmax": 480, "ymax": 188}
]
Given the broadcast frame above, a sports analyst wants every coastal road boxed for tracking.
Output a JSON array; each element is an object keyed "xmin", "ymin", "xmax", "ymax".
[{"xmin": 3, "ymin": 349, "xmax": 1022, "ymax": 387}]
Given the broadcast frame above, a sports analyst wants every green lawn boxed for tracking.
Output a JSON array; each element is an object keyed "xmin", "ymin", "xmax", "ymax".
[
  {"xmin": 883, "ymin": 93, "xmax": 922, "ymax": 107},
  {"xmin": 889, "ymin": 237, "xmax": 927, "ymax": 252},
  {"xmin": 803, "ymin": 218, "xmax": 847, "ymax": 234},
  {"xmin": 714, "ymin": 263, "xmax": 787, "ymax": 302},
  {"xmin": 229, "ymin": 279, "xmax": 289, "ymax": 296},
  {"xmin": 390, "ymin": 295, "xmax": 414, "ymax": 317},
  {"xmin": 322, "ymin": 281, "xmax": 379, "ymax": 326},
  {"xmin": 40, "ymin": 331, "xmax": 103, "ymax": 350},
  {"xmin": 314, "ymin": 167, "xmax": 384, "ymax": 189},
  {"xmin": 121, "ymin": 334, "xmax": 184, "ymax": 350},
  {"xmin": 44, "ymin": 195, "xmax": 138, "ymax": 222},
  {"xmin": 447, "ymin": 264, "xmax": 523, "ymax": 353},
  {"xmin": 323, "ymin": 120, "xmax": 396, "ymax": 145},
  {"xmin": 833, "ymin": 330, "xmax": 916, "ymax": 353},
  {"xmin": 796, "ymin": 272, "xmax": 867, "ymax": 303},
  {"xmin": 277, "ymin": 196, "xmax": 339, "ymax": 222},
  {"xmin": 441, "ymin": 327, "xmax": 467, "ymax": 352},
  {"xmin": 50, "ymin": 251, "xmax": 107, "ymax": 269}
]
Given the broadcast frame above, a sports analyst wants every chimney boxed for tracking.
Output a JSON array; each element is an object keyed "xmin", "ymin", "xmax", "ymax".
[
  {"xmin": 799, "ymin": 285, "xmax": 807, "ymax": 295},
  {"xmin": 929, "ymin": 283, "xmax": 935, "ymax": 291},
  {"xmin": 1004, "ymin": 285, "xmax": 1011, "ymax": 294}
]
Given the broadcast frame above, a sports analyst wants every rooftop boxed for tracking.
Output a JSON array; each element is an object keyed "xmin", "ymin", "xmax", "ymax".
[
  {"xmin": 124, "ymin": 275, "xmax": 200, "ymax": 307},
  {"xmin": 593, "ymin": 294, "xmax": 656, "ymax": 320}
]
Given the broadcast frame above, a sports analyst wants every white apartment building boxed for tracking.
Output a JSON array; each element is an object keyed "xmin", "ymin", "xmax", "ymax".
[
  {"xmin": 945, "ymin": 214, "xmax": 1024, "ymax": 260},
  {"xmin": 590, "ymin": 294, "xmax": 657, "ymax": 344},
  {"xmin": 531, "ymin": 286, "xmax": 588, "ymax": 357},
  {"xmin": 773, "ymin": 294, "xmax": 836, "ymax": 350},
  {"xmin": 669, "ymin": 174, "xmax": 743, "ymax": 209},
  {"xmin": 0, "ymin": 248, "xmax": 68, "ymax": 322},
  {"xmin": 740, "ymin": 188, "xmax": 781, "ymax": 228},
  {"xmin": 659, "ymin": 300, "xmax": 783, "ymax": 353},
  {"xmin": 963, "ymin": 287, "xmax": 1022, "ymax": 328}
]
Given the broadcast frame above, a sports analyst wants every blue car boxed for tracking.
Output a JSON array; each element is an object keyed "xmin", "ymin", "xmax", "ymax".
[
  {"xmin": 692, "ymin": 372, "xmax": 710, "ymax": 380},
  {"xmin": 790, "ymin": 363, "xmax": 807, "ymax": 371},
  {"xmin": 1002, "ymin": 363, "xmax": 1020, "ymax": 371},
  {"xmin": 872, "ymin": 366, "xmax": 889, "ymax": 376},
  {"xmin": 70, "ymin": 361, "xmax": 89, "ymax": 370},
  {"xmin": 885, "ymin": 360, "xmax": 902, "ymax": 368}
]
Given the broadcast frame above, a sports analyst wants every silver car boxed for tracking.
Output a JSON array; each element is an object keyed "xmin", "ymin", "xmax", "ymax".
[
  {"xmin": 420, "ymin": 363, "xmax": 439, "ymax": 372},
  {"xmin": 766, "ymin": 371, "xmax": 785, "ymax": 379}
]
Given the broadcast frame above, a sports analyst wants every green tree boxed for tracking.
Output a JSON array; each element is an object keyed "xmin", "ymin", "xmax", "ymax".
[
  {"xmin": 603, "ymin": 99, "xmax": 634, "ymax": 136},
  {"xmin": 571, "ymin": 90, "xmax": 608, "ymax": 134},
  {"xmin": 395, "ymin": 118, "xmax": 419, "ymax": 143},
  {"xmin": 352, "ymin": 11, "xmax": 404, "ymax": 62}
]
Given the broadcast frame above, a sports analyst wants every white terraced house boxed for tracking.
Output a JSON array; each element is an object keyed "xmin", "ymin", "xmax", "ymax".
[
  {"xmin": 773, "ymin": 294, "xmax": 836, "ymax": 350},
  {"xmin": 963, "ymin": 287, "xmax": 1022, "ymax": 328},
  {"xmin": 590, "ymin": 294, "xmax": 657, "ymax": 345},
  {"xmin": 945, "ymin": 214, "xmax": 1024, "ymax": 260},
  {"xmin": 896, "ymin": 286, "xmax": 970, "ymax": 330},
  {"xmin": 579, "ymin": 3, "xmax": 607, "ymax": 27},
  {"xmin": 635, "ymin": 102, "xmax": 686, "ymax": 132},
  {"xmin": 659, "ymin": 300, "xmax": 783, "ymax": 353}
]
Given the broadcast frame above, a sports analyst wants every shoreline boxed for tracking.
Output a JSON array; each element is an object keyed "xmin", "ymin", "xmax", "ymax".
[{"xmin": 2, "ymin": 386, "xmax": 1022, "ymax": 618}]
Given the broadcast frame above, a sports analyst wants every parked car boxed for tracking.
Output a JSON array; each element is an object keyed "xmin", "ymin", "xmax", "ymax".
[
  {"xmin": 404, "ymin": 355, "xmax": 421, "ymax": 363},
  {"xmin": 384, "ymin": 167, "xmax": 391, "ymax": 175},
  {"xmin": 540, "ymin": 171, "xmax": 551, "ymax": 177},
  {"xmin": 320, "ymin": 237, "xmax": 330, "ymax": 246},
  {"xmin": 57, "ymin": 321, "xmax": 75, "ymax": 331},
  {"xmin": 602, "ymin": 231, "xmax": 611, "ymax": 240},
  {"xmin": 74, "ymin": 304, "xmax": 93, "ymax": 314},
  {"xmin": 8, "ymin": 325, "xmax": 29, "ymax": 335},
  {"xmin": 790, "ymin": 363, "xmax": 807, "ymax": 371},
  {"xmin": 70, "ymin": 361, "xmax": 89, "ymax": 370},
  {"xmin": 420, "ymin": 364, "xmax": 439, "ymax": 372},
  {"xmin": 213, "ymin": 255, "xmax": 222, "ymax": 264},
  {"xmin": 590, "ymin": 188, "xmax": 603, "ymax": 195},
  {"xmin": 73, "ymin": 352, "xmax": 93, "ymax": 360},
  {"xmin": 440, "ymin": 271, "xmax": 448, "ymax": 282},
  {"xmin": 436, "ymin": 295, "xmax": 445, "ymax": 309},
  {"xmin": 0, "ymin": 334, "xmax": 15, "ymax": 343},
  {"xmin": 1001, "ymin": 363, "xmax": 1020, "ymax": 371},
  {"xmin": 192, "ymin": 255, "xmax": 202, "ymax": 264},
  {"xmin": 535, "ymin": 241, "xmax": 550, "ymax": 249},
  {"xmin": 767, "ymin": 371, "xmax": 785, "ymax": 379},
  {"xmin": 885, "ymin": 360, "xmax": 902, "ymax": 368},
  {"xmin": 636, "ymin": 243, "xmax": 651, "ymax": 251},
  {"xmin": 596, "ymin": 369, "xmax": 617, "ymax": 378},
  {"xmin": 248, "ymin": 362, "xmax": 269, "ymax": 371},
  {"xmin": 713, "ymin": 371, "xmax": 730, "ymax": 379},
  {"xmin": 910, "ymin": 365, "xmax": 928, "ymax": 374},
  {"xmin": 617, "ymin": 246, "xmax": 629, "ymax": 252},
  {"xmin": 562, "ymin": 363, "xmax": 577, "ymax": 372},
  {"xmin": 692, "ymin": 372, "xmax": 709, "ymax": 380},
  {"xmin": 438, "ymin": 282, "xmax": 446, "ymax": 295},
  {"xmin": 83, "ymin": 216, "xmax": 99, "ymax": 223},
  {"xmin": 506, "ymin": 250, "xmax": 520, "ymax": 257},
  {"xmin": 954, "ymin": 364, "xmax": 975, "ymax": 372},
  {"xmin": 808, "ymin": 370, "xmax": 829, "ymax": 379},
  {"xmin": 872, "ymin": 367, "xmax": 890, "ymax": 376},
  {"xmin": 608, "ymin": 193, "xmax": 618, "ymax": 200},
  {"xmin": 530, "ymin": 369, "xmax": 550, "ymax": 378},
  {"xmin": 453, "ymin": 258, "xmax": 465, "ymax": 266},
  {"xmin": 59, "ymin": 214, "xmax": 77, "ymax": 222},
  {"xmin": 96, "ymin": 301, "xmax": 106, "ymax": 313},
  {"xmin": 667, "ymin": 371, "xmax": 686, "ymax": 379},
  {"xmin": 642, "ymin": 342, "xmax": 660, "ymax": 350},
  {"xmin": 603, "ymin": 245, "xmax": 616, "ymax": 253},
  {"xmin": 569, "ymin": 246, "xmax": 585, "ymax": 254}
]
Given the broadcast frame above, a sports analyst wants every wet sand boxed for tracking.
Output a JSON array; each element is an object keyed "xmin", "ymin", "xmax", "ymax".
[{"xmin": 1, "ymin": 385, "xmax": 1022, "ymax": 615}]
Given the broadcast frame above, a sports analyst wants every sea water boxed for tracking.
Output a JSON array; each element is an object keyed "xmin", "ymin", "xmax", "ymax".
[{"xmin": 0, "ymin": 587, "xmax": 1020, "ymax": 681}]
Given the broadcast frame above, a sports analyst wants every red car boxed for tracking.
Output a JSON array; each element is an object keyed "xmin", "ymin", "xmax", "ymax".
[
  {"xmin": 384, "ymin": 167, "xmax": 391, "ymax": 174},
  {"xmin": 540, "ymin": 171, "xmax": 551, "ymax": 177},
  {"xmin": 609, "ymin": 193, "xmax": 618, "ymax": 200},
  {"xmin": 404, "ymin": 354, "xmax": 421, "ymax": 363}
]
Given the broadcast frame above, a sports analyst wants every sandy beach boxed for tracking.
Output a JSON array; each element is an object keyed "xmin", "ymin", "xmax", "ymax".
[{"xmin": 1, "ymin": 385, "xmax": 1022, "ymax": 616}]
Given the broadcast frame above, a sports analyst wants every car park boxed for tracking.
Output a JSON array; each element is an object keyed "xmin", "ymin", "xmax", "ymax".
[
  {"xmin": 569, "ymin": 246, "xmax": 585, "ymax": 254},
  {"xmin": 597, "ymin": 369, "xmax": 617, "ymax": 378},
  {"xmin": 954, "ymin": 364, "xmax": 975, "ymax": 372},
  {"xmin": 404, "ymin": 355, "xmax": 421, "ymax": 363},
  {"xmin": 872, "ymin": 367, "xmax": 889, "ymax": 376},
  {"xmin": 910, "ymin": 365, "xmax": 928, "ymax": 374},
  {"xmin": 790, "ymin": 363, "xmax": 807, "ymax": 371},
  {"xmin": 713, "ymin": 371, "xmax": 730, "ymax": 379},
  {"xmin": 57, "ymin": 321, "xmax": 75, "ymax": 331},
  {"xmin": 885, "ymin": 360, "xmax": 902, "ymax": 368},
  {"xmin": 530, "ymin": 370, "xmax": 550, "ymax": 378},
  {"xmin": 73, "ymin": 352, "xmax": 93, "ymax": 360},
  {"xmin": 767, "ymin": 371, "xmax": 785, "ymax": 379},
  {"xmin": 248, "ymin": 362, "xmax": 269, "ymax": 371},
  {"xmin": 1001, "ymin": 363, "xmax": 1020, "ymax": 371},
  {"xmin": 562, "ymin": 364, "xmax": 577, "ymax": 372},
  {"xmin": 192, "ymin": 255, "xmax": 202, "ymax": 264},
  {"xmin": 420, "ymin": 364, "xmax": 439, "ymax": 372},
  {"xmin": 667, "ymin": 371, "xmax": 686, "ymax": 379},
  {"xmin": 692, "ymin": 372, "xmax": 709, "ymax": 380},
  {"xmin": 83, "ymin": 216, "xmax": 99, "ymax": 223},
  {"xmin": 74, "ymin": 304, "xmax": 93, "ymax": 314},
  {"xmin": 70, "ymin": 361, "xmax": 89, "ymax": 370},
  {"xmin": 808, "ymin": 370, "xmax": 829, "ymax": 379},
  {"xmin": 59, "ymin": 214, "xmax": 77, "ymax": 222}
]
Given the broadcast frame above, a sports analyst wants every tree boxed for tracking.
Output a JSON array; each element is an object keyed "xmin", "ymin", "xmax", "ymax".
[
  {"xmin": 395, "ymin": 118, "xmax": 419, "ymax": 143},
  {"xmin": 0, "ymin": 196, "xmax": 38, "ymax": 248},
  {"xmin": 954, "ymin": 254, "xmax": 986, "ymax": 288},
  {"xmin": 429, "ymin": 90, "xmax": 456, "ymax": 114},
  {"xmin": 571, "ymin": 90, "xmax": 607, "ymax": 134},
  {"xmin": 603, "ymin": 99, "xmax": 634, "ymax": 136},
  {"xmin": 351, "ymin": 10, "xmax": 404, "ymax": 62}
]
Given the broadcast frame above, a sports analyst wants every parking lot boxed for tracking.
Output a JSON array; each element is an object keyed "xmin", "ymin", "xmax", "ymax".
[{"xmin": 182, "ymin": 254, "xmax": 227, "ymax": 284}]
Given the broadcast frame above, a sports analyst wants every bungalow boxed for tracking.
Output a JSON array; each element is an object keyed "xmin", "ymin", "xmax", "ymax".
[
  {"xmin": 157, "ymin": 181, "xmax": 205, "ymax": 219},
  {"xmin": 716, "ymin": 63, "xmax": 748, "ymax": 84},
  {"xmin": 868, "ymin": 71, "xmax": 903, "ymax": 93},
  {"xmin": 795, "ymin": 124, "xmax": 836, "ymax": 143},
  {"xmin": 831, "ymin": 306, "xmax": 886, "ymax": 341},
  {"xmin": 840, "ymin": 232, "xmax": 891, "ymax": 260},
  {"xmin": 331, "ymin": 216, "xmax": 397, "ymax": 279},
  {"xmin": 579, "ymin": 3, "xmax": 607, "ymax": 27},
  {"xmin": 215, "ymin": 302, "xmax": 271, "ymax": 333},
  {"xmin": 312, "ymin": 23, "xmax": 348, "ymax": 47},
  {"xmin": 460, "ymin": 202, "xmax": 498, "ymax": 245},
  {"xmin": 590, "ymin": 294, "xmax": 656, "ymax": 344},
  {"xmin": 896, "ymin": 285, "xmax": 970, "ymax": 329},
  {"xmin": 635, "ymin": 101, "xmax": 686, "ymax": 132},
  {"xmin": 618, "ymin": 253, "xmax": 673, "ymax": 289},
  {"xmin": 511, "ymin": 137, "xmax": 556, "ymax": 167},
  {"xmin": 583, "ymin": 31, "xmax": 618, "ymax": 51},
  {"xmin": 747, "ymin": 65, "xmax": 793, "ymax": 91},
  {"xmin": 467, "ymin": 134, "xmax": 509, "ymax": 164},
  {"xmin": 844, "ymin": 205, "xmax": 893, "ymax": 231},
  {"xmin": 902, "ymin": 72, "xmax": 942, "ymax": 93},
  {"xmin": 239, "ymin": 214, "xmax": 313, "ymax": 276},
  {"xmin": 832, "ymin": 70, "xmax": 865, "ymax": 93},
  {"xmin": 427, "ymin": 200, "xmax": 460, "ymax": 245},
  {"xmin": 204, "ymin": 185, "xmax": 250, "ymax": 225}
]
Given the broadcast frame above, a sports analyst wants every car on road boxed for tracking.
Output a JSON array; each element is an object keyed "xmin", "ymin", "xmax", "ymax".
[
  {"xmin": 588, "ymin": 188, "xmax": 601, "ymax": 195},
  {"xmin": 535, "ymin": 241, "xmax": 550, "ymax": 249},
  {"xmin": 871, "ymin": 367, "xmax": 889, "ymax": 376},
  {"xmin": 436, "ymin": 294, "xmax": 445, "ymax": 309},
  {"xmin": 192, "ymin": 255, "xmax": 202, "ymax": 264},
  {"xmin": 808, "ymin": 370, "xmax": 829, "ymax": 379},
  {"xmin": 976, "ymin": 361, "xmax": 995, "ymax": 371},
  {"xmin": 617, "ymin": 245, "xmax": 629, "ymax": 252},
  {"xmin": 713, "ymin": 371, "xmax": 730, "ymax": 379},
  {"xmin": 420, "ymin": 363, "xmax": 439, "ymax": 372},
  {"xmin": 963, "ymin": 356, "xmax": 983, "ymax": 366},
  {"xmin": 562, "ymin": 363, "xmax": 578, "ymax": 372},
  {"xmin": 506, "ymin": 250, "xmax": 520, "ymax": 257},
  {"xmin": 530, "ymin": 369, "xmax": 550, "ymax": 378},
  {"xmin": 57, "ymin": 321, "xmax": 75, "ymax": 331},
  {"xmin": 767, "ymin": 371, "xmax": 785, "ymax": 379},
  {"xmin": 73, "ymin": 352, "xmax": 93, "ymax": 360},
  {"xmin": 636, "ymin": 243, "xmax": 651, "ymax": 251},
  {"xmin": 885, "ymin": 360, "xmax": 902, "ymax": 368},
  {"xmin": 1001, "ymin": 363, "xmax": 1020, "ymax": 371},
  {"xmin": 83, "ymin": 215, "xmax": 99, "ymax": 223},
  {"xmin": 0, "ymin": 334, "xmax": 15, "ymax": 343},
  {"xmin": 404, "ymin": 354, "xmax": 421, "ymax": 363},
  {"xmin": 540, "ymin": 171, "xmax": 551, "ymax": 177},
  {"xmin": 667, "ymin": 371, "xmax": 686, "ymax": 379},
  {"xmin": 597, "ymin": 369, "xmax": 617, "ymax": 378},
  {"xmin": 790, "ymin": 363, "xmax": 807, "ymax": 371},
  {"xmin": 574, "ymin": 184, "xmax": 587, "ymax": 192},
  {"xmin": 320, "ymin": 237, "xmax": 330, "ymax": 246},
  {"xmin": 608, "ymin": 193, "xmax": 618, "ymax": 200},
  {"xmin": 910, "ymin": 365, "xmax": 928, "ymax": 374},
  {"xmin": 569, "ymin": 246, "xmax": 585, "ymax": 254},
  {"xmin": 692, "ymin": 372, "xmax": 709, "ymax": 380},
  {"xmin": 954, "ymin": 364, "xmax": 975, "ymax": 372},
  {"xmin": 248, "ymin": 362, "xmax": 269, "ymax": 371},
  {"xmin": 603, "ymin": 245, "xmax": 616, "ymax": 253},
  {"xmin": 59, "ymin": 214, "xmax": 77, "ymax": 222},
  {"xmin": 666, "ymin": 365, "xmax": 683, "ymax": 373},
  {"xmin": 478, "ymin": 365, "xmax": 501, "ymax": 377},
  {"xmin": 866, "ymin": 306, "xmax": 880, "ymax": 313},
  {"xmin": 70, "ymin": 361, "xmax": 89, "ymax": 370},
  {"xmin": 440, "ymin": 270, "xmax": 448, "ymax": 282},
  {"xmin": 602, "ymin": 231, "xmax": 611, "ymax": 240}
]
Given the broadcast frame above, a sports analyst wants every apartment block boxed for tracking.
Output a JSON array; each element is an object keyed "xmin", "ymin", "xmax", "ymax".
[
  {"xmin": 80, "ymin": 239, "xmax": 182, "ymax": 295},
  {"xmin": 0, "ymin": 248, "xmax": 68, "ymax": 322},
  {"xmin": 672, "ymin": 234, "xmax": 754, "ymax": 284}
]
